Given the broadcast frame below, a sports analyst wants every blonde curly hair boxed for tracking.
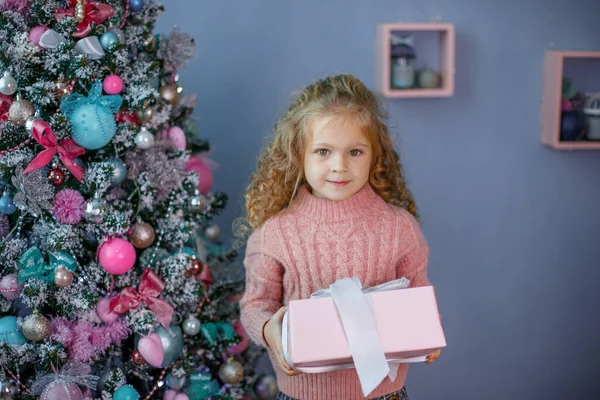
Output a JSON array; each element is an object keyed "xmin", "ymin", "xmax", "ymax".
[{"xmin": 234, "ymin": 73, "xmax": 419, "ymax": 242}]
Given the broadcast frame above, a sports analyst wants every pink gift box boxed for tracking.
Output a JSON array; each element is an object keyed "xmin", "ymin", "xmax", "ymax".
[{"xmin": 284, "ymin": 285, "xmax": 446, "ymax": 368}]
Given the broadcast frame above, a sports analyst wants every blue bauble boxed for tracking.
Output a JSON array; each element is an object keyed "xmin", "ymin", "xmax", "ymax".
[
  {"xmin": 560, "ymin": 111, "xmax": 584, "ymax": 141},
  {"xmin": 187, "ymin": 372, "xmax": 220, "ymax": 400},
  {"xmin": 108, "ymin": 158, "xmax": 128, "ymax": 186},
  {"xmin": 0, "ymin": 316, "xmax": 28, "ymax": 345},
  {"xmin": 113, "ymin": 384, "xmax": 139, "ymax": 400},
  {"xmin": 129, "ymin": 0, "xmax": 144, "ymax": 12},
  {"xmin": 70, "ymin": 103, "xmax": 117, "ymax": 150},
  {"xmin": 155, "ymin": 324, "xmax": 184, "ymax": 367},
  {"xmin": 0, "ymin": 192, "xmax": 16, "ymax": 215},
  {"xmin": 100, "ymin": 32, "xmax": 119, "ymax": 51}
]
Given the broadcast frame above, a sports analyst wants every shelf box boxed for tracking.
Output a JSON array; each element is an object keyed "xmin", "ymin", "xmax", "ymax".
[
  {"xmin": 377, "ymin": 23, "xmax": 455, "ymax": 98},
  {"xmin": 541, "ymin": 50, "xmax": 600, "ymax": 150}
]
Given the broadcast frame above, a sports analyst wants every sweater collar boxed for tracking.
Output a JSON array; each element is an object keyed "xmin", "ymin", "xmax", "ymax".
[{"xmin": 289, "ymin": 183, "xmax": 386, "ymax": 223}]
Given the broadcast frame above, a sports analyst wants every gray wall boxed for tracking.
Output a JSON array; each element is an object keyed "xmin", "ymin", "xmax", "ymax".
[{"xmin": 157, "ymin": 1, "xmax": 600, "ymax": 398}]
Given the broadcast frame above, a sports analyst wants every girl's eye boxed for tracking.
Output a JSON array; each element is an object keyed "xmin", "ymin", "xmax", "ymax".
[
  {"xmin": 316, "ymin": 149, "xmax": 330, "ymax": 156},
  {"xmin": 349, "ymin": 149, "xmax": 362, "ymax": 156}
]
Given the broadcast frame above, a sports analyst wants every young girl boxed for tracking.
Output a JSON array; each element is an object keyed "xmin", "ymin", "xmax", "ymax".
[{"xmin": 238, "ymin": 74, "xmax": 441, "ymax": 400}]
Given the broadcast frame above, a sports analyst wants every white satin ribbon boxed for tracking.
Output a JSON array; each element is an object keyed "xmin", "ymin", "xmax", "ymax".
[
  {"xmin": 74, "ymin": 37, "xmax": 105, "ymax": 59},
  {"xmin": 283, "ymin": 277, "xmax": 426, "ymax": 397},
  {"xmin": 39, "ymin": 29, "xmax": 66, "ymax": 49}
]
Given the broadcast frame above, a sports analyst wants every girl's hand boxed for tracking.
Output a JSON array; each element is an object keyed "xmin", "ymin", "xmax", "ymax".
[
  {"xmin": 263, "ymin": 306, "xmax": 300, "ymax": 376},
  {"xmin": 425, "ymin": 348, "xmax": 442, "ymax": 364}
]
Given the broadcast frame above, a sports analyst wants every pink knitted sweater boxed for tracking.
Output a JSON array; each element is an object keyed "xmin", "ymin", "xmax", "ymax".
[{"xmin": 240, "ymin": 183, "xmax": 431, "ymax": 400}]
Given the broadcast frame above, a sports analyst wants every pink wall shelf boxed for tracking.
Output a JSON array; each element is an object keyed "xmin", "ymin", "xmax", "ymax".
[
  {"xmin": 541, "ymin": 50, "xmax": 600, "ymax": 150},
  {"xmin": 377, "ymin": 23, "xmax": 455, "ymax": 98}
]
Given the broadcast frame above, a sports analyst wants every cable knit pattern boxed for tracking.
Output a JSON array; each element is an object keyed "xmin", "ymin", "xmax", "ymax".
[{"xmin": 240, "ymin": 184, "xmax": 431, "ymax": 400}]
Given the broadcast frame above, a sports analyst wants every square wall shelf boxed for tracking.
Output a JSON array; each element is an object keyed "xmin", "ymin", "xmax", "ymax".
[
  {"xmin": 541, "ymin": 50, "xmax": 600, "ymax": 150},
  {"xmin": 377, "ymin": 22, "xmax": 455, "ymax": 98}
]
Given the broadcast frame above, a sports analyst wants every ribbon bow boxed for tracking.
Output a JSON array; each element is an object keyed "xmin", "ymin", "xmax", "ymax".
[
  {"xmin": 54, "ymin": 0, "xmax": 114, "ymax": 38},
  {"xmin": 30, "ymin": 362, "xmax": 99, "ymax": 395},
  {"xmin": 17, "ymin": 247, "xmax": 78, "ymax": 283},
  {"xmin": 60, "ymin": 80, "xmax": 122, "ymax": 119},
  {"xmin": 109, "ymin": 269, "xmax": 174, "ymax": 329},
  {"xmin": 23, "ymin": 120, "xmax": 85, "ymax": 181}
]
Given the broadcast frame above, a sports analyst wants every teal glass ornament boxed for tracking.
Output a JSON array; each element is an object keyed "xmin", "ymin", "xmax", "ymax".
[
  {"xmin": 0, "ymin": 192, "xmax": 16, "ymax": 214},
  {"xmin": 100, "ymin": 32, "xmax": 119, "ymax": 51},
  {"xmin": 187, "ymin": 372, "xmax": 220, "ymax": 400},
  {"xmin": 113, "ymin": 384, "xmax": 139, "ymax": 400},
  {"xmin": 0, "ymin": 316, "xmax": 28, "ymax": 345},
  {"xmin": 60, "ymin": 80, "xmax": 122, "ymax": 150},
  {"xmin": 155, "ymin": 324, "xmax": 184, "ymax": 367}
]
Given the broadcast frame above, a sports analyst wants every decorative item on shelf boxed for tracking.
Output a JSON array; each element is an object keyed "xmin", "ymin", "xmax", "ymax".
[
  {"xmin": 390, "ymin": 34, "xmax": 415, "ymax": 89},
  {"xmin": 418, "ymin": 67, "xmax": 441, "ymax": 89},
  {"xmin": 584, "ymin": 94, "xmax": 600, "ymax": 140}
]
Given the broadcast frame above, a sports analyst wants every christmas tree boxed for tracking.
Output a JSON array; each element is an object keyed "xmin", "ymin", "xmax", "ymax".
[{"xmin": 0, "ymin": 0, "xmax": 276, "ymax": 399}]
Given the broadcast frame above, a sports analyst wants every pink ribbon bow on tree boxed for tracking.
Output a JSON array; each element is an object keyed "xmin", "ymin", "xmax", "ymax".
[
  {"xmin": 54, "ymin": 0, "xmax": 114, "ymax": 38},
  {"xmin": 109, "ymin": 269, "xmax": 174, "ymax": 329},
  {"xmin": 24, "ymin": 120, "xmax": 85, "ymax": 181}
]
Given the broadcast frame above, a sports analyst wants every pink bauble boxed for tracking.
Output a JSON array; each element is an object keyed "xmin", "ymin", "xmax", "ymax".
[
  {"xmin": 185, "ymin": 156, "xmax": 214, "ymax": 195},
  {"xmin": 103, "ymin": 74, "xmax": 123, "ymax": 95},
  {"xmin": 138, "ymin": 333, "xmax": 164, "ymax": 367},
  {"xmin": 96, "ymin": 296, "xmax": 120, "ymax": 324},
  {"xmin": 174, "ymin": 394, "xmax": 189, "ymax": 400},
  {"xmin": 0, "ymin": 274, "xmax": 22, "ymax": 300},
  {"xmin": 40, "ymin": 380, "xmax": 84, "ymax": 400},
  {"xmin": 167, "ymin": 126, "xmax": 186, "ymax": 149},
  {"xmin": 227, "ymin": 320, "xmax": 249, "ymax": 354},
  {"xmin": 29, "ymin": 25, "xmax": 48, "ymax": 48},
  {"xmin": 164, "ymin": 390, "xmax": 177, "ymax": 400},
  {"xmin": 98, "ymin": 238, "xmax": 136, "ymax": 275}
]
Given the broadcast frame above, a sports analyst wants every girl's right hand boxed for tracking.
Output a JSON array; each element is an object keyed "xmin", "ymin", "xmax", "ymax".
[{"xmin": 263, "ymin": 306, "xmax": 300, "ymax": 376}]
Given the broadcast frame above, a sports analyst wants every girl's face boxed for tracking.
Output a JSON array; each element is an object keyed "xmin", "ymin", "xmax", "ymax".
[{"xmin": 303, "ymin": 115, "xmax": 372, "ymax": 201}]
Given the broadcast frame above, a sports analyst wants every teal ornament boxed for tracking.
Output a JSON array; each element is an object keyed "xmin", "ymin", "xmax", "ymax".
[
  {"xmin": 0, "ymin": 316, "xmax": 28, "ymax": 345},
  {"xmin": 113, "ymin": 384, "xmax": 140, "ymax": 400},
  {"xmin": 17, "ymin": 247, "xmax": 77, "ymax": 283},
  {"xmin": 201, "ymin": 321, "xmax": 234, "ymax": 345},
  {"xmin": 170, "ymin": 247, "xmax": 198, "ymax": 258},
  {"xmin": 187, "ymin": 372, "xmax": 220, "ymax": 400},
  {"xmin": 0, "ymin": 192, "xmax": 16, "ymax": 215},
  {"xmin": 100, "ymin": 32, "xmax": 119, "ymax": 51},
  {"xmin": 155, "ymin": 324, "xmax": 184, "ymax": 367},
  {"xmin": 165, "ymin": 373, "xmax": 186, "ymax": 390},
  {"xmin": 60, "ymin": 80, "xmax": 123, "ymax": 150}
]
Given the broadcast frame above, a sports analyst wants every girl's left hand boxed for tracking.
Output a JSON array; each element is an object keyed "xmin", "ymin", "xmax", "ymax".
[{"xmin": 425, "ymin": 349, "xmax": 441, "ymax": 364}]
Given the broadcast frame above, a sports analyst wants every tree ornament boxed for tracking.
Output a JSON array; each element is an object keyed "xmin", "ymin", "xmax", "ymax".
[
  {"xmin": 134, "ymin": 127, "xmax": 154, "ymax": 149},
  {"xmin": 185, "ymin": 259, "xmax": 203, "ymax": 277},
  {"xmin": 160, "ymin": 126, "xmax": 186, "ymax": 149},
  {"xmin": 204, "ymin": 224, "xmax": 220, "ymax": 241},
  {"xmin": 255, "ymin": 374, "xmax": 278, "ymax": 400},
  {"xmin": 108, "ymin": 158, "xmax": 128, "ymax": 186},
  {"xmin": 48, "ymin": 167, "xmax": 65, "ymax": 186},
  {"xmin": 84, "ymin": 197, "xmax": 107, "ymax": 223},
  {"xmin": 185, "ymin": 153, "xmax": 216, "ymax": 195},
  {"xmin": 129, "ymin": 222, "xmax": 155, "ymax": 249},
  {"xmin": 29, "ymin": 25, "xmax": 49, "ymax": 48},
  {"xmin": 40, "ymin": 381, "xmax": 83, "ymax": 400},
  {"xmin": 182, "ymin": 315, "xmax": 201, "ymax": 336},
  {"xmin": 129, "ymin": 0, "xmax": 145, "ymax": 12},
  {"xmin": 218, "ymin": 359, "xmax": 245, "ymax": 384},
  {"xmin": 108, "ymin": 27, "xmax": 125, "ymax": 44},
  {"xmin": 54, "ymin": 266, "xmax": 73, "ymax": 287},
  {"xmin": 54, "ymin": 0, "xmax": 114, "ymax": 38},
  {"xmin": 113, "ymin": 384, "xmax": 139, "ymax": 400},
  {"xmin": 130, "ymin": 350, "xmax": 145, "ymax": 366},
  {"xmin": 0, "ymin": 379, "xmax": 19, "ymax": 399},
  {"xmin": 0, "ymin": 316, "xmax": 27, "ymax": 345},
  {"xmin": 8, "ymin": 96, "xmax": 35, "ymax": 126},
  {"xmin": 103, "ymin": 75, "xmax": 123, "ymax": 95},
  {"xmin": 56, "ymin": 78, "xmax": 71, "ymax": 98},
  {"xmin": 136, "ymin": 333, "xmax": 164, "ymax": 367},
  {"xmin": 74, "ymin": 36, "xmax": 105, "ymax": 59},
  {"xmin": 0, "ymin": 274, "xmax": 22, "ymax": 300},
  {"xmin": 159, "ymin": 85, "xmax": 178, "ymax": 105},
  {"xmin": 60, "ymin": 80, "xmax": 123, "ymax": 150},
  {"xmin": 134, "ymin": 106, "xmax": 153, "ymax": 125},
  {"xmin": 0, "ymin": 191, "xmax": 17, "ymax": 215},
  {"xmin": 21, "ymin": 311, "xmax": 51, "ymax": 342},
  {"xmin": 0, "ymin": 71, "xmax": 17, "ymax": 96},
  {"xmin": 98, "ymin": 238, "xmax": 136, "ymax": 275},
  {"xmin": 100, "ymin": 31, "xmax": 119, "ymax": 51},
  {"xmin": 188, "ymin": 190, "xmax": 206, "ymax": 212},
  {"xmin": 155, "ymin": 324, "xmax": 184, "ymax": 367},
  {"xmin": 96, "ymin": 296, "xmax": 120, "ymax": 324}
]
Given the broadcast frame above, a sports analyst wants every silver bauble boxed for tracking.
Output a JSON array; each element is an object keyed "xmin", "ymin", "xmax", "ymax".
[
  {"xmin": 84, "ymin": 198, "xmax": 107, "ymax": 224},
  {"xmin": 54, "ymin": 267, "xmax": 73, "ymax": 288},
  {"xmin": 22, "ymin": 312, "xmax": 51, "ymax": 341},
  {"xmin": 134, "ymin": 127, "xmax": 155, "ymax": 149},
  {"xmin": 155, "ymin": 324, "xmax": 184, "ymax": 367},
  {"xmin": 189, "ymin": 192, "xmax": 206, "ymax": 212},
  {"xmin": 9, "ymin": 98, "xmax": 35, "ymax": 126},
  {"xmin": 182, "ymin": 315, "xmax": 201, "ymax": 336},
  {"xmin": 108, "ymin": 27, "xmax": 126, "ymax": 44},
  {"xmin": 108, "ymin": 158, "xmax": 128, "ymax": 186},
  {"xmin": 129, "ymin": 222, "xmax": 155, "ymax": 249},
  {"xmin": 218, "ymin": 359, "xmax": 245, "ymax": 384},
  {"xmin": 204, "ymin": 224, "xmax": 220, "ymax": 241},
  {"xmin": 255, "ymin": 374, "xmax": 278, "ymax": 400},
  {"xmin": 0, "ymin": 71, "xmax": 17, "ymax": 95}
]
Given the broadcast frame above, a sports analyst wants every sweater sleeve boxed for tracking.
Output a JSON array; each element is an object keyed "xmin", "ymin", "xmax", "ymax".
[
  {"xmin": 395, "ymin": 210, "xmax": 430, "ymax": 288},
  {"xmin": 239, "ymin": 226, "xmax": 285, "ymax": 348}
]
